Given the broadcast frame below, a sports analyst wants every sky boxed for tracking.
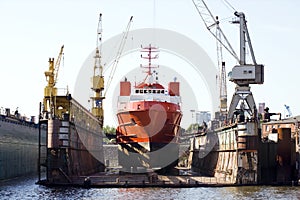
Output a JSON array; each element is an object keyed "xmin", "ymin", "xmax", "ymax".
[{"xmin": 0, "ymin": 0, "xmax": 299, "ymax": 128}]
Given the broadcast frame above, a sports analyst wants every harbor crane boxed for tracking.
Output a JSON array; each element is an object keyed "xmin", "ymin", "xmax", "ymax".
[
  {"xmin": 91, "ymin": 13, "xmax": 105, "ymax": 126},
  {"xmin": 192, "ymin": 0, "xmax": 264, "ymax": 122},
  {"xmin": 43, "ymin": 45, "xmax": 64, "ymax": 117},
  {"xmin": 44, "ymin": 45, "xmax": 64, "ymax": 94},
  {"xmin": 90, "ymin": 14, "xmax": 133, "ymax": 126},
  {"xmin": 215, "ymin": 17, "xmax": 228, "ymax": 119}
]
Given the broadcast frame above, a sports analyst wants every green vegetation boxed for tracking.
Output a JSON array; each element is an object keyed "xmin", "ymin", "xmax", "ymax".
[
  {"xmin": 103, "ymin": 125, "xmax": 116, "ymax": 144},
  {"xmin": 186, "ymin": 123, "xmax": 200, "ymax": 133}
]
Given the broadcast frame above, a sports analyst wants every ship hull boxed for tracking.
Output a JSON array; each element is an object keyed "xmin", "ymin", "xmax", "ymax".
[
  {"xmin": 0, "ymin": 116, "xmax": 40, "ymax": 180},
  {"xmin": 116, "ymin": 101, "xmax": 182, "ymax": 173},
  {"xmin": 118, "ymin": 142, "xmax": 179, "ymax": 173}
]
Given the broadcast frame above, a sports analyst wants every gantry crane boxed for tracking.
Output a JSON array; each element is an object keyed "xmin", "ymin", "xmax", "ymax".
[{"xmin": 192, "ymin": 0, "xmax": 264, "ymax": 122}]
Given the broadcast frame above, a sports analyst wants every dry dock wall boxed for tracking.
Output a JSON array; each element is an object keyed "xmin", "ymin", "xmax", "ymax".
[
  {"xmin": 259, "ymin": 128, "xmax": 298, "ymax": 184},
  {"xmin": 0, "ymin": 141, "xmax": 38, "ymax": 180}
]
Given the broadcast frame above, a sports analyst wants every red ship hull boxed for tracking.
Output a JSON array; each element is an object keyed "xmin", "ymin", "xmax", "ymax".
[
  {"xmin": 116, "ymin": 101, "xmax": 182, "ymax": 172},
  {"xmin": 116, "ymin": 45, "xmax": 182, "ymax": 173}
]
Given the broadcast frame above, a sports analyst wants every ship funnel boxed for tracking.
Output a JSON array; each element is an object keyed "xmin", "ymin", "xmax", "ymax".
[
  {"xmin": 168, "ymin": 82, "xmax": 180, "ymax": 96},
  {"xmin": 120, "ymin": 81, "xmax": 131, "ymax": 96}
]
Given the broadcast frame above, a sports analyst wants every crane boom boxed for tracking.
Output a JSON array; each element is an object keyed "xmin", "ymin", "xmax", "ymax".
[
  {"xmin": 44, "ymin": 45, "xmax": 64, "ymax": 95},
  {"xmin": 193, "ymin": 0, "xmax": 228, "ymax": 117},
  {"xmin": 54, "ymin": 45, "xmax": 64, "ymax": 86},
  {"xmin": 192, "ymin": 0, "xmax": 239, "ymax": 62},
  {"xmin": 104, "ymin": 16, "xmax": 133, "ymax": 96}
]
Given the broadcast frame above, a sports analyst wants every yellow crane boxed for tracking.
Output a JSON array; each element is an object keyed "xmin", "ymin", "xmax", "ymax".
[
  {"xmin": 91, "ymin": 14, "xmax": 133, "ymax": 127},
  {"xmin": 43, "ymin": 45, "xmax": 64, "ymax": 117},
  {"xmin": 44, "ymin": 45, "xmax": 64, "ymax": 97},
  {"xmin": 91, "ymin": 13, "xmax": 105, "ymax": 127}
]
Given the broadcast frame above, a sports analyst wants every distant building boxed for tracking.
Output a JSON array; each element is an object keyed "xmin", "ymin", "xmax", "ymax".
[
  {"xmin": 196, "ymin": 111, "xmax": 211, "ymax": 124},
  {"xmin": 259, "ymin": 102, "xmax": 265, "ymax": 114}
]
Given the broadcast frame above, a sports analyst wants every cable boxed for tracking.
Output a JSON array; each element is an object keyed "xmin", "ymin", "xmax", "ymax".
[{"xmin": 222, "ymin": 0, "xmax": 237, "ymax": 12}]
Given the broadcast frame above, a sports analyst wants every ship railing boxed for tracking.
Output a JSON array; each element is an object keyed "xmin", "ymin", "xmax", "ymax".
[{"xmin": 0, "ymin": 114, "xmax": 38, "ymax": 128}]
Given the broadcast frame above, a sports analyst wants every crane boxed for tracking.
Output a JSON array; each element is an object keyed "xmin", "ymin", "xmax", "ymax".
[
  {"xmin": 44, "ymin": 45, "xmax": 64, "ymax": 97},
  {"xmin": 90, "ymin": 14, "xmax": 133, "ymax": 127},
  {"xmin": 43, "ymin": 45, "xmax": 64, "ymax": 118},
  {"xmin": 192, "ymin": 1, "xmax": 231, "ymax": 121},
  {"xmin": 216, "ymin": 17, "xmax": 228, "ymax": 119},
  {"xmin": 192, "ymin": 0, "xmax": 264, "ymax": 122},
  {"xmin": 91, "ymin": 13, "xmax": 105, "ymax": 126}
]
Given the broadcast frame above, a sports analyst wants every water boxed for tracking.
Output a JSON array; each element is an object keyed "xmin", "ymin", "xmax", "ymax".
[{"xmin": 1, "ymin": 176, "xmax": 300, "ymax": 200}]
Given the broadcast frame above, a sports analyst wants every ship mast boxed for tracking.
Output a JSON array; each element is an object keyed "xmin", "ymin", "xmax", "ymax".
[
  {"xmin": 91, "ymin": 13, "xmax": 105, "ymax": 127},
  {"xmin": 140, "ymin": 44, "xmax": 159, "ymax": 83}
]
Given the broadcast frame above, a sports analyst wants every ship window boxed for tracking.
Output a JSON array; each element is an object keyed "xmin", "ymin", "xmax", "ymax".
[
  {"xmin": 161, "ymin": 90, "xmax": 164, "ymax": 93},
  {"xmin": 140, "ymin": 90, "xmax": 143, "ymax": 93},
  {"xmin": 137, "ymin": 104, "xmax": 141, "ymax": 110},
  {"xmin": 136, "ymin": 90, "xmax": 139, "ymax": 93},
  {"xmin": 148, "ymin": 90, "xmax": 152, "ymax": 93},
  {"xmin": 144, "ymin": 90, "xmax": 148, "ymax": 93},
  {"xmin": 153, "ymin": 90, "xmax": 156, "ymax": 93},
  {"xmin": 157, "ymin": 90, "xmax": 160, "ymax": 94}
]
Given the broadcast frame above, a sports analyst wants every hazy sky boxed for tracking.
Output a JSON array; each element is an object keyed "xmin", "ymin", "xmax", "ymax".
[{"xmin": 0, "ymin": 0, "xmax": 299, "ymax": 126}]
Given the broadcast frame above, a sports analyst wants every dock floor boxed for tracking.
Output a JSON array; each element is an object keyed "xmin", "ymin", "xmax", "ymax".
[
  {"xmin": 37, "ymin": 167, "xmax": 298, "ymax": 188},
  {"xmin": 37, "ymin": 171, "xmax": 243, "ymax": 188}
]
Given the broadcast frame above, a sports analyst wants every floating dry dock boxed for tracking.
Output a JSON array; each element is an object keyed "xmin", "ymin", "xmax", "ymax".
[{"xmin": 37, "ymin": 172, "xmax": 259, "ymax": 188}]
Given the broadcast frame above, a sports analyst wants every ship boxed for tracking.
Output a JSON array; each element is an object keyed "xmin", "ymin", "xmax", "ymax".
[
  {"xmin": 37, "ymin": 45, "xmax": 105, "ymax": 184},
  {"xmin": 0, "ymin": 108, "xmax": 40, "ymax": 180},
  {"xmin": 116, "ymin": 45, "xmax": 182, "ymax": 174}
]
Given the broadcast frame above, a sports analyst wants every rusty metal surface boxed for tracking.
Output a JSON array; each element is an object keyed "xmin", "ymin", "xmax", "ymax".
[
  {"xmin": 40, "ymin": 96, "xmax": 105, "ymax": 184},
  {"xmin": 190, "ymin": 121, "xmax": 259, "ymax": 184}
]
